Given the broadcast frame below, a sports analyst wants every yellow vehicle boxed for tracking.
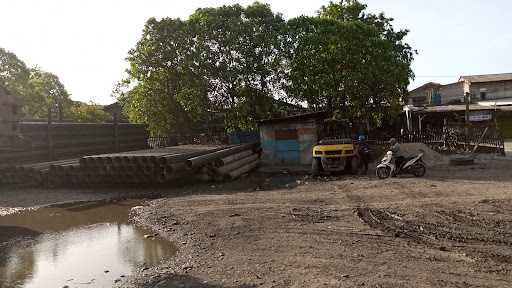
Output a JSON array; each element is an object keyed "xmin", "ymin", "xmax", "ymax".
[{"xmin": 312, "ymin": 119, "xmax": 355, "ymax": 175}]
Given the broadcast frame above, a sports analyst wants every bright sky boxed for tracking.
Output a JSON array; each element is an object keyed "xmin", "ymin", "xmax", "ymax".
[{"xmin": 1, "ymin": 0, "xmax": 511, "ymax": 105}]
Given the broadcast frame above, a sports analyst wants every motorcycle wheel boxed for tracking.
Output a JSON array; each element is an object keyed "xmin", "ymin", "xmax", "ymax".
[
  {"xmin": 412, "ymin": 163, "xmax": 426, "ymax": 177},
  {"xmin": 376, "ymin": 166, "xmax": 391, "ymax": 179}
]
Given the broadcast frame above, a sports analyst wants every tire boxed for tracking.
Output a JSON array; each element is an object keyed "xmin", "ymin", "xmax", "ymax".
[
  {"xmin": 344, "ymin": 156, "xmax": 353, "ymax": 174},
  {"xmin": 312, "ymin": 157, "xmax": 323, "ymax": 176},
  {"xmin": 376, "ymin": 166, "xmax": 391, "ymax": 179},
  {"xmin": 412, "ymin": 162, "xmax": 426, "ymax": 177}
]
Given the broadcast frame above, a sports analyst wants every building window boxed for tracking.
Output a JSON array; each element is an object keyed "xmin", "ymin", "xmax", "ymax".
[{"xmin": 480, "ymin": 91, "xmax": 487, "ymax": 100}]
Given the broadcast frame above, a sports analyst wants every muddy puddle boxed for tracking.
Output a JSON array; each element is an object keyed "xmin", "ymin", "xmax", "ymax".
[{"xmin": 0, "ymin": 199, "xmax": 176, "ymax": 288}]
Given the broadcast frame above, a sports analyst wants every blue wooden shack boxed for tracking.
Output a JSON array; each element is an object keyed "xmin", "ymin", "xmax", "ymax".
[{"xmin": 259, "ymin": 112, "xmax": 327, "ymax": 166}]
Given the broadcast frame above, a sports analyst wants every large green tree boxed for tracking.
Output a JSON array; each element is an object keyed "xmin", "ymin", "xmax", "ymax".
[
  {"xmin": 28, "ymin": 68, "xmax": 72, "ymax": 120},
  {"xmin": 286, "ymin": 0, "xmax": 414, "ymax": 125},
  {"xmin": 117, "ymin": 0, "xmax": 414, "ymax": 135},
  {"xmin": 117, "ymin": 2, "xmax": 287, "ymax": 135},
  {"xmin": 0, "ymin": 47, "xmax": 31, "ymax": 111},
  {"xmin": 1, "ymin": 47, "xmax": 110, "ymax": 122}
]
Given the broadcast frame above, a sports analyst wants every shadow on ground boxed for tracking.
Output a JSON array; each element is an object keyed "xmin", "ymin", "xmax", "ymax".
[{"xmin": 151, "ymin": 274, "xmax": 256, "ymax": 288}]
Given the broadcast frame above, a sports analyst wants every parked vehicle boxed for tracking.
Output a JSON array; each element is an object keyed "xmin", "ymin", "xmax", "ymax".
[
  {"xmin": 312, "ymin": 119, "xmax": 355, "ymax": 176},
  {"xmin": 375, "ymin": 151, "xmax": 426, "ymax": 179}
]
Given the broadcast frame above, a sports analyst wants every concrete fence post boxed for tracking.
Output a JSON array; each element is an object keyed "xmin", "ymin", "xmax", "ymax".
[
  {"xmin": 47, "ymin": 107, "xmax": 54, "ymax": 161},
  {"xmin": 114, "ymin": 112, "xmax": 119, "ymax": 153}
]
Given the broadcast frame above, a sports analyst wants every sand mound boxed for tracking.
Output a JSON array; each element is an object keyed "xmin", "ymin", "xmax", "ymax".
[{"xmin": 400, "ymin": 143, "xmax": 448, "ymax": 166}]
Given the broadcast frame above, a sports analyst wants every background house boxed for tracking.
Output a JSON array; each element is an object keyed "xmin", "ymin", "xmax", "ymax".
[
  {"xmin": 408, "ymin": 73, "xmax": 512, "ymax": 107},
  {"xmin": 405, "ymin": 73, "xmax": 512, "ymax": 138}
]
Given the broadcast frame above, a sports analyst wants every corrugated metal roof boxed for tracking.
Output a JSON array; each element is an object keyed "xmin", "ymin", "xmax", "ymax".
[
  {"xmin": 416, "ymin": 104, "xmax": 498, "ymax": 113},
  {"xmin": 459, "ymin": 73, "xmax": 512, "ymax": 83},
  {"xmin": 409, "ymin": 82, "xmax": 441, "ymax": 93},
  {"xmin": 259, "ymin": 111, "xmax": 328, "ymax": 125}
]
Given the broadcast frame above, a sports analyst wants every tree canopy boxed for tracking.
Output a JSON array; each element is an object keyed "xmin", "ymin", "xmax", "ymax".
[
  {"xmin": 117, "ymin": 0, "xmax": 415, "ymax": 135},
  {"xmin": 0, "ymin": 47, "xmax": 109, "ymax": 122},
  {"xmin": 66, "ymin": 101, "xmax": 111, "ymax": 123},
  {"xmin": 117, "ymin": 2, "xmax": 288, "ymax": 135}
]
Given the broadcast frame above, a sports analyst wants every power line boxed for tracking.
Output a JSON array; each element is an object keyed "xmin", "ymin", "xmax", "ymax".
[{"xmin": 414, "ymin": 75, "xmax": 459, "ymax": 78}]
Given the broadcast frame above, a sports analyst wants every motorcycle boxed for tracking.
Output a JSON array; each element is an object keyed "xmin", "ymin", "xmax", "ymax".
[{"xmin": 376, "ymin": 151, "xmax": 426, "ymax": 179}]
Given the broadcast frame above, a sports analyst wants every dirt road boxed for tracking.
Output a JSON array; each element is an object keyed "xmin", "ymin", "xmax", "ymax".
[{"xmin": 127, "ymin": 158, "xmax": 512, "ymax": 288}]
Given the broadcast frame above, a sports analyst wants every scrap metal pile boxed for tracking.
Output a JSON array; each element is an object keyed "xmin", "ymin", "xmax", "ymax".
[{"xmin": 0, "ymin": 143, "xmax": 260, "ymax": 188}]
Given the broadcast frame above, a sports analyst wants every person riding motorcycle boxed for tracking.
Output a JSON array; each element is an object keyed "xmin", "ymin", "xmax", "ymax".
[{"xmin": 389, "ymin": 138, "xmax": 405, "ymax": 173}]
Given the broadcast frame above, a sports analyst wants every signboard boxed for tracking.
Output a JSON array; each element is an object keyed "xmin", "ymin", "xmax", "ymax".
[{"xmin": 469, "ymin": 111, "xmax": 492, "ymax": 122}]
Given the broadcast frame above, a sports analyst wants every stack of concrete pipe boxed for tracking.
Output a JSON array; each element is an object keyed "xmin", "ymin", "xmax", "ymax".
[
  {"xmin": 78, "ymin": 148, "xmax": 222, "ymax": 186},
  {"xmin": 0, "ymin": 143, "xmax": 261, "ymax": 187},
  {"xmin": 0, "ymin": 159, "xmax": 79, "ymax": 186},
  {"xmin": 192, "ymin": 143, "xmax": 261, "ymax": 181}
]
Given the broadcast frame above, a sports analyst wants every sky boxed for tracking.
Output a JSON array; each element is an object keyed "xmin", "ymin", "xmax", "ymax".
[{"xmin": 1, "ymin": 0, "xmax": 511, "ymax": 105}]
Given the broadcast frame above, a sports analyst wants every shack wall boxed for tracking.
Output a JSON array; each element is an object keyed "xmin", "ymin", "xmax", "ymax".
[
  {"xmin": 439, "ymin": 82, "xmax": 465, "ymax": 104},
  {"xmin": 260, "ymin": 119, "xmax": 318, "ymax": 165},
  {"xmin": 470, "ymin": 81, "xmax": 512, "ymax": 101}
]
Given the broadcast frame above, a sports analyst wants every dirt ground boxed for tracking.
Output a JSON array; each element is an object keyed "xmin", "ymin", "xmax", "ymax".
[{"xmin": 124, "ymin": 157, "xmax": 512, "ymax": 288}]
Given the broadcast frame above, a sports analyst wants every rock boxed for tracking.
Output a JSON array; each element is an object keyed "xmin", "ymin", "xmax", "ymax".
[
  {"xmin": 144, "ymin": 234, "xmax": 157, "ymax": 239},
  {"xmin": 229, "ymin": 213, "xmax": 241, "ymax": 217},
  {"xmin": 120, "ymin": 275, "xmax": 125, "ymax": 278},
  {"xmin": 218, "ymin": 252, "xmax": 225, "ymax": 257},
  {"xmin": 209, "ymin": 233, "xmax": 216, "ymax": 238},
  {"xmin": 104, "ymin": 270, "xmax": 109, "ymax": 273},
  {"xmin": 182, "ymin": 264, "xmax": 193, "ymax": 270},
  {"xmin": 439, "ymin": 246, "xmax": 448, "ymax": 252},
  {"xmin": 141, "ymin": 267, "xmax": 149, "ymax": 272},
  {"xmin": 341, "ymin": 274, "xmax": 350, "ymax": 278},
  {"xmin": 62, "ymin": 286, "xmax": 70, "ymax": 288},
  {"xmin": 114, "ymin": 279, "xmax": 121, "ymax": 283}
]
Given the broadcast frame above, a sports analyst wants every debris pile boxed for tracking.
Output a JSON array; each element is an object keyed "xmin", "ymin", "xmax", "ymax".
[{"xmin": 399, "ymin": 143, "xmax": 448, "ymax": 166}]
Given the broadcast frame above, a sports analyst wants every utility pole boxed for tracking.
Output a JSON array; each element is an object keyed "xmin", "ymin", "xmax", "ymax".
[
  {"xmin": 47, "ymin": 105, "xmax": 54, "ymax": 161},
  {"xmin": 464, "ymin": 92, "xmax": 470, "ymax": 150}
]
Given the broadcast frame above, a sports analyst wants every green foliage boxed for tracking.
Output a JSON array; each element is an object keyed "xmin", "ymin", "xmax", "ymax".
[
  {"xmin": 287, "ymin": 1, "xmax": 414, "ymax": 126},
  {"xmin": 117, "ymin": 1, "xmax": 415, "ymax": 135},
  {"xmin": 0, "ymin": 47, "xmax": 74, "ymax": 120},
  {"xmin": 66, "ymin": 101, "xmax": 111, "ymax": 123},
  {"xmin": 117, "ymin": 2, "xmax": 288, "ymax": 134},
  {"xmin": 0, "ymin": 47, "xmax": 30, "ymax": 95},
  {"xmin": 0, "ymin": 47, "xmax": 111, "ymax": 123},
  {"xmin": 28, "ymin": 68, "xmax": 72, "ymax": 119}
]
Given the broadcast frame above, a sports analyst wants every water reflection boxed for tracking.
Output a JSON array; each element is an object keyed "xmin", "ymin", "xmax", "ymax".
[{"xmin": 0, "ymin": 200, "xmax": 176, "ymax": 288}]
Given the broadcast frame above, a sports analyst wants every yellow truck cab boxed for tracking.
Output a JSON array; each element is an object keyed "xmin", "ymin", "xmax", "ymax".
[{"xmin": 312, "ymin": 119, "xmax": 355, "ymax": 175}]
